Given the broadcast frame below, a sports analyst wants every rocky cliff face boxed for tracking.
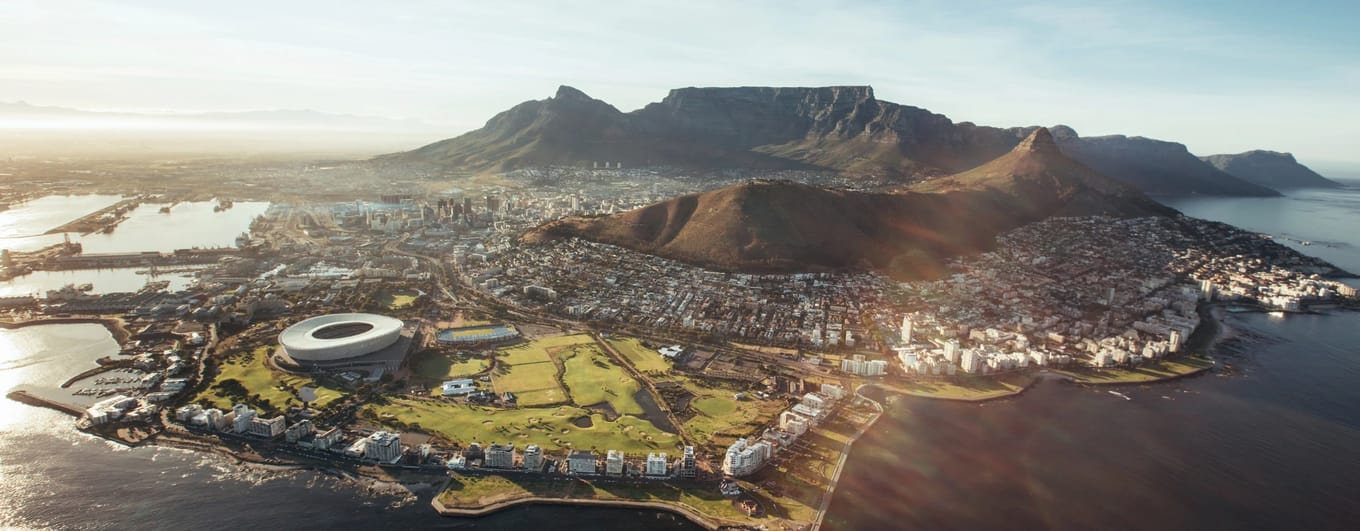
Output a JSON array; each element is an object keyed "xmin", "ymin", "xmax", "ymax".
[
  {"xmin": 1047, "ymin": 127, "xmax": 1279, "ymax": 197},
  {"xmin": 384, "ymin": 85, "xmax": 1282, "ymax": 196},
  {"xmin": 1202, "ymin": 150, "xmax": 1340, "ymax": 189}
]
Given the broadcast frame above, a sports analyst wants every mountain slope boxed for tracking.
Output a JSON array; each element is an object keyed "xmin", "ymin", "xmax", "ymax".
[
  {"xmin": 526, "ymin": 128, "xmax": 1174, "ymax": 278},
  {"xmin": 384, "ymin": 85, "xmax": 1280, "ymax": 197},
  {"xmin": 1202, "ymin": 150, "xmax": 1341, "ymax": 189},
  {"xmin": 1048, "ymin": 127, "xmax": 1279, "ymax": 197}
]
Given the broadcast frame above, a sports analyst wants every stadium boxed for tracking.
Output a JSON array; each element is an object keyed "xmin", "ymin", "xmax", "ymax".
[
  {"xmin": 277, "ymin": 313, "xmax": 413, "ymax": 373},
  {"xmin": 435, "ymin": 324, "xmax": 520, "ymax": 345}
]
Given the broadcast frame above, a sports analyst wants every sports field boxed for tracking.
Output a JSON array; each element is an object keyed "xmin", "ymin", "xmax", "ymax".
[{"xmin": 436, "ymin": 324, "xmax": 519, "ymax": 344}]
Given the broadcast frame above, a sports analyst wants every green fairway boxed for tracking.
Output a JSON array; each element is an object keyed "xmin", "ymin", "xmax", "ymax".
[
  {"xmin": 605, "ymin": 337, "xmax": 671, "ymax": 373},
  {"xmin": 664, "ymin": 376, "xmax": 783, "ymax": 448},
  {"xmin": 561, "ymin": 343, "xmax": 644, "ymax": 415},
  {"xmin": 692, "ymin": 396, "xmax": 737, "ymax": 417},
  {"xmin": 367, "ymin": 398, "xmax": 679, "ymax": 454},
  {"xmin": 489, "ymin": 334, "xmax": 594, "ymax": 407},
  {"xmin": 411, "ymin": 351, "xmax": 489, "ymax": 382},
  {"xmin": 195, "ymin": 346, "xmax": 346, "ymax": 412}
]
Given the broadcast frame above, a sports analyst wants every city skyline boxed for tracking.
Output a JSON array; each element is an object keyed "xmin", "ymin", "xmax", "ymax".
[{"xmin": 2, "ymin": 0, "xmax": 1359, "ymax": 166}]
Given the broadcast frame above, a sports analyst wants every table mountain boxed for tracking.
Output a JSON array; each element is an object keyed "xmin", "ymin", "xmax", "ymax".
[{"xmin": 384, "ymin": 85, "xmax": 1279, "ymax": 196}]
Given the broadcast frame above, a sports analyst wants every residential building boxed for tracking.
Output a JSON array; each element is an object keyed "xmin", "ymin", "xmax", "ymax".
[
  {"xmin": 722, "ymin": 438, "xmax": 772, "ymax": 477},
  {"xmin": 779, "ymin": 411, "xmax": 810, "ymax": 435},
  {"xmin": 677, "ymin": 446, "xmax": 697, "ymax": 479},
  {"xmin": 365, "ymin": 431, "xmax": 402, "ymax": 464},
  {"xmin": 485, "ymin": 443, "xmax": 516, "ymax": 469},
  {"xmin": 286, "ymin": 419, "xmax": 315, "ymax": 443},
  {"xmin": 646, "ymin": 453, "xmax": 668, "ymax": 477},
  {"xmin": 568, "ymin": 450, "xmax": 596, "ymax": 475},
  {"xmin": 523, "ymin": 444, "xmax": 544, "ymax": 471},
  {"xmin": 248, "ymin": 415, "xmax": 286, "ymax": 438},
  {"xmin": 606, "ymin": 449, "xmax": 625, "ymax": 476},
  {"xmin": 231, "ymin": 403, "xmax": 256, "ymax": 433}
]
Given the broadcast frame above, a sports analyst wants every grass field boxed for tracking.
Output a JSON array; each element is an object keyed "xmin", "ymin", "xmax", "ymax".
[
  {"xmin": 1055, "ymin": 355, "xmax": 1214, "ymax": 384},
  {"xmin": 438, "ymin": 474, "xmax": 762, "ymax": 524},
  {"xmin": 605, "ymin": 337, "xmax": 671, "ymax": 373},
  {"xmin": 367, "ymin": 398, "xmax": 678, "ymax": 454},
  {"xmin": 378, "ymin": 289, "xmax": 420, "ymax": 310},
  {"xmin": 195, "ymin": 346, "xmax": 346, "ymax": 411},
  {"xmin": 561, "ymin": 343, "xmax": 643, "ymax": 415},
  {"xmin": 411, "ymin": 351, "xmax": 489, "ymax": 382},
  {"xmin": 664, "ymin": 375, "xmax": 783, "ymax": 449},
  {"xmin": 490, "ymin": 334, "xmax": 596, "ymax": 406},
  {"xmin": 883, "ymin": 372, "xmax": 1034, "ymax": 401}
]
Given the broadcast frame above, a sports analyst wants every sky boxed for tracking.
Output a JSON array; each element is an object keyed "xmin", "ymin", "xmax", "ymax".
[{"xmin": 2, "ymin": 0, "xmax": 1358, "ymax": 165}]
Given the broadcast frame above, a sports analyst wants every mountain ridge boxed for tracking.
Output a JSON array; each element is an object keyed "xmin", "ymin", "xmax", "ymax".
[
  {"xmin": 383, "ymin": 85, "xmax": 1279, "ymax": 197},
  {"xmin": 1202, "ymin": 150, "xmax": 1341, "ymax": 189},
  {"xmin": 525, "ymin": 128, "xmax": 1176, "ymax": 278}
]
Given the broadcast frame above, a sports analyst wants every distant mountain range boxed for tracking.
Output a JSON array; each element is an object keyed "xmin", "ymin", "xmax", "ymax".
[
  {"xmin": 526, "ymin": 128, "xmax": 1174, "ymax": 277},
  {"xmin": 0, "ymin": 101, "xmax": 435, "ymax": 133},
  {"xmin": 1202, "ymin": 150, "xmax": 1342, "ymax": 189},
  {"xmin": 382, "ymin": 85, "xmax": 1336, "ymax": 196}
]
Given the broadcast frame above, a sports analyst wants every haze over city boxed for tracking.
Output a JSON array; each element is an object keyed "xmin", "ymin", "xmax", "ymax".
[{"xmin": 3, "ymin": 0, "xmax": 1360, "ymax": 167}]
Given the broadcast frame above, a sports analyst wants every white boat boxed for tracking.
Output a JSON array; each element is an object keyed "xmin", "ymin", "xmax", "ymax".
[{"xmin": 1108, "ymin": 390, "xmax": 1131, "ymax": 401}]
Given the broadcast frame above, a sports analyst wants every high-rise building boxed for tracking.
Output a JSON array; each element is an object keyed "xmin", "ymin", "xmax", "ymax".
[
  {"xmin": 646, "ymin": 453, "xmax": 668, "ymax": 477},
  {"xmin": 722, "ymin": 439, "xmax": 772, "ymax": 477},
  {"xmin": 900, "ymin": 317, "xmax": 913, "ymax": 344},
  {"xmin": 779, "ymin": 411, "xmax": 810, "ymax": 435},
  {"xmin": 365, "ymin": 431, "xmax": 402, "ymax": 464},
  {"xmin": 944, "ymin": 340, "xmax": 961, "ymax": 364},
  {"xmin": 677, "ymin": 446, "xmax": 697, "ymax": 479},
  {"xmin": 568, "ymin": 450, "xmax": 596, "ymax": 475},
  {"xmin": 231, "ymin": 404, "xmax": 255, "ymax": 433},
  {"xmin": 485, "ymin": 443, "xmax": 515, "ymax": 468},
  {"xmin": 606, "ymin": 449, "xmax": 625, "ymax": 476},
  {"xmin": 1200, "ymin": 279, "xmax": 1215, "ymax": 301},
  {"xmin": 1168, "ymin": 330, "xmax": 1182, "ymax": 353},
  {"xmin": 523, "ymin": 444, "xmax": 544, "ymax": 471},
  {"xmin": 248, "ymin": 415, "xmax": 286, "ymax": 438}
]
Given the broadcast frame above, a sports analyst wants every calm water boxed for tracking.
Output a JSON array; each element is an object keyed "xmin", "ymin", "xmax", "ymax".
[
  {"xmin": 826, "ymin": 183, "xmax": 1360, "ymax": 530},
  {"xmin": 1160, "ymin": 181, "xmax": 1360, "ymax": 274},
  {"xmin": 0, "ymin": 267, "xmax": 201, "ymax": 298},
  {"xmin": 1, "ymin": 197, "xmax": 267, "ymax": 295},
  {"xmin": 75, "ymin": 201, "xmax": 270, "ymax": 254},
  {"xmin": 5, "ymin": 186, "xmax": 1360, "ymax": 530},
  {"xmin": 0, "ymin": 195, "xmax": 123, "ymax": 252}
]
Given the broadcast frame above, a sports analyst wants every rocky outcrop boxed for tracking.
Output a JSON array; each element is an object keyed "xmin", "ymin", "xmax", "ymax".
[{"xmin": 1202, "ymin": 150, "xmax": 1341, "ymax": 189}]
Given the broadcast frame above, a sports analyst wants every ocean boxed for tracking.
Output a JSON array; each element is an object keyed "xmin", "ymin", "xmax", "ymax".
[{"xmin": 4, "ymin": 184, "xmax": 1360, "ymax": 530}]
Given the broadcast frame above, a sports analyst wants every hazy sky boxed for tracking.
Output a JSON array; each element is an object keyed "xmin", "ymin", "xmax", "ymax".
[{"xmin": 3, "ymin": 0, "xmax": 1358, "ymax": 163}]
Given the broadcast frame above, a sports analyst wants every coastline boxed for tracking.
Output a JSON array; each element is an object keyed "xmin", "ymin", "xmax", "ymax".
[
  {"xmin": 432, "ymin": 494, "xmax": 722, "ymax": 530},
  {"xmin": 0, "ymin": 315, "xmax": 130, "ymax": 344}
]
